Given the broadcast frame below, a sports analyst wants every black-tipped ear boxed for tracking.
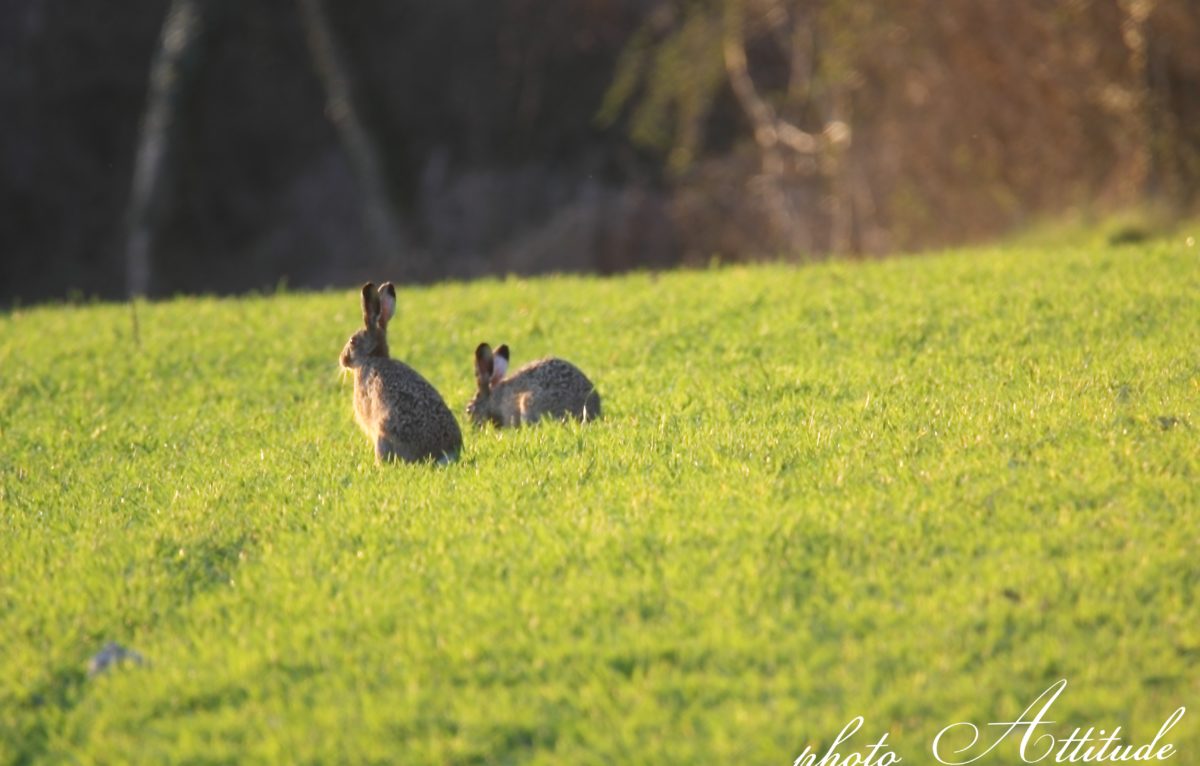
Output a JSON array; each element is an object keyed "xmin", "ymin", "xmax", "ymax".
[
  {"xmin": 496, "ymin": 344, "xmax": 509, "ymax": 362},
  {"xmin": 474, "ymin": 343, "xmax": 494, "ymax": 388},
  {"xmin": 360, "ymin": 282, "xmax": 379, "ymax": 327},
  {"xmin": 378, "ymin": 282, "xmax": 397, "ymax": 328}
]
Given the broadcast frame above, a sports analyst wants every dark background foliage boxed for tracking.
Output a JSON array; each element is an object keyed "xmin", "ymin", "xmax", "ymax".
[{"xmin": 3, "ymin": 0, "xmax": 1198, "ymax": 304}]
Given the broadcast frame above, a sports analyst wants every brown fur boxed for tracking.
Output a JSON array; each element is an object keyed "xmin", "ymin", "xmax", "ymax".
[
  {"xmin": 468, "ymin": 343, "xmax": 601, "ymax": 428},
  {"xmin": 341, "ymin": 282, "xmax": 463, "ymax": 463}
]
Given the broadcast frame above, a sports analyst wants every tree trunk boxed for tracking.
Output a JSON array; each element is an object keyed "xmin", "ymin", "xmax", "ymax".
[
  {"xmin": 722, "ymin": 0, "xmax": 851, "ymax": 252},
  {"xmin": 124, "ymin": 0, "xmax": 205, "ymax": 298},
  {"xmin": 296, "ymin": 0, "xmax": 411, "ymax": 276}
]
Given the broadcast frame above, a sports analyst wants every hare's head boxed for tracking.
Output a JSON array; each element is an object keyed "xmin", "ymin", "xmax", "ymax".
[
  {"xmin": 466, "ymin": 342, "xmax": 509, "ymax": 426},
  {"xmin": 340, "ymin": 281, "xmax": 396, "ymax": 369}
]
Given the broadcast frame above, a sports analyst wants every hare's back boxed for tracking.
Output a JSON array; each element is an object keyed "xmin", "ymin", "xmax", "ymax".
[
  {"xmin": 373, "ymin": 359, "xmax": 460, "ymax": 428},
  {"xmin": 526, "ymin": 358, "xmax": 599, "ymax": 420},
  {"xmin": 512, "ymin": 357, "xmax": 585, "ymax": 386},
  {"xmin": 374, "ymin": 362, "xmax": 451, "ymax": 410}
]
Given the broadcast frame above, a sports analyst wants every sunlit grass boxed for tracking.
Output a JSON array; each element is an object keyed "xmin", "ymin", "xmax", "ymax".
[{"xmin": 1, "ymin": 237, "xmax": 1197, "ymax": 764}]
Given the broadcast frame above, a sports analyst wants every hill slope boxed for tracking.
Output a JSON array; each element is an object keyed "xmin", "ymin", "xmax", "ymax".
[{"xmin": 1, "ymin": 240, "xmax": 1197, "ymax": 764}]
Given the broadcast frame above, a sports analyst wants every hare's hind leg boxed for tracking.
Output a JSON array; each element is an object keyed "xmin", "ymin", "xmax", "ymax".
[
  {"xmin": 378, "ymin": 435, "xmax": 429, "ymax": 464},
  {"xmin": 375, "ymin": 436, "xmax": 399, "ymax": 463},
  {"xmin": 514, "ymin": 392, "xmax": 538, "ymax": 427},
  {"xmin": 583, "ymin": 390, "xmax": 601, "ymax": 421},
  {"xmin": 376, "ymin": 435, "xmax": 420, "ymax": 463}
]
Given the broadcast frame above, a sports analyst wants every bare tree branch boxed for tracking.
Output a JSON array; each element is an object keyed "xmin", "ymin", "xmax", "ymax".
[
  {"xmin": 124, "ymin": 0, "xmax": 205, "ymax": 298},
  {"xmin": 722, "ymin": 1, "xmax": 822, "ymax": 155},
  {"xmin": 722, "ymin": 0, "xmax": 858, "ymax": 250},
  {"xmin": 297, "ymin": 0, "xmax": 411, "ymax": 274}
]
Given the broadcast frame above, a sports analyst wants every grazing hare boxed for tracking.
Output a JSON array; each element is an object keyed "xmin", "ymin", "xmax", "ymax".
[
  {"xmin": 340, "ymin": 282, "xmax": 462, "ymax": 463},
  {"xmin": 467, "ymin": 342, "xmax": 600, "ymax": 428}
]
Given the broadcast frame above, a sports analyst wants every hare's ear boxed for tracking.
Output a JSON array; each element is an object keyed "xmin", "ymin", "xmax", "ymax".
[
  {"xmin": 378, "ymin": 282, "xmax": 397, "ymax": 329},
  {"xmin": 474, "ymin": 343, "xmax": 494, "ymax": 389},
  {"xmin": 491, "ymin": 344, "xmax": 509, "ymax": 385},
  {"xmin": 360, "ymin": 282, "xmax": 379, "ymax": 328}
]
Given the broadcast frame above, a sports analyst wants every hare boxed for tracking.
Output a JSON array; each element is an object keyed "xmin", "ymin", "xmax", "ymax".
[
  {"xmin": 467, "ymin": 342, "xmax": 601, "ymax": 428},
  {"xmin": 340, "ymin": 282, "xmax": 463, "ymax": 463}
]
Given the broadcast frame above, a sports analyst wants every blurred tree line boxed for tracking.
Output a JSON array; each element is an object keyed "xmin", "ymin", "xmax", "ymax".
[{"xmin": 3, "ymin": 0, "xmax": 1198, "ymax": 303}]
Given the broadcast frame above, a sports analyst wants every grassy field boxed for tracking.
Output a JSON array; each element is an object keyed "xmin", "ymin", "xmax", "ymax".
[{"xmin": 1, "ymin": 237, "xmax": 1197, "ymax": 764}]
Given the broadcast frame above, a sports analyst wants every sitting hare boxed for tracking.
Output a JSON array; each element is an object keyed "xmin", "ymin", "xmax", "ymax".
[
  {"xmin": 467, "ymin": 342, "xmax": 601, "ymax": 428},
  {"xmin": 340, "ymin": 282, "xmax": 462, "ymax": 463}
]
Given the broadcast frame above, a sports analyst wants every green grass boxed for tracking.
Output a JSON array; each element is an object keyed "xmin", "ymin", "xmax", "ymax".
[{"xmin": 1, "ymin": 236, "xmax": 1198, "ymax": 764}]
